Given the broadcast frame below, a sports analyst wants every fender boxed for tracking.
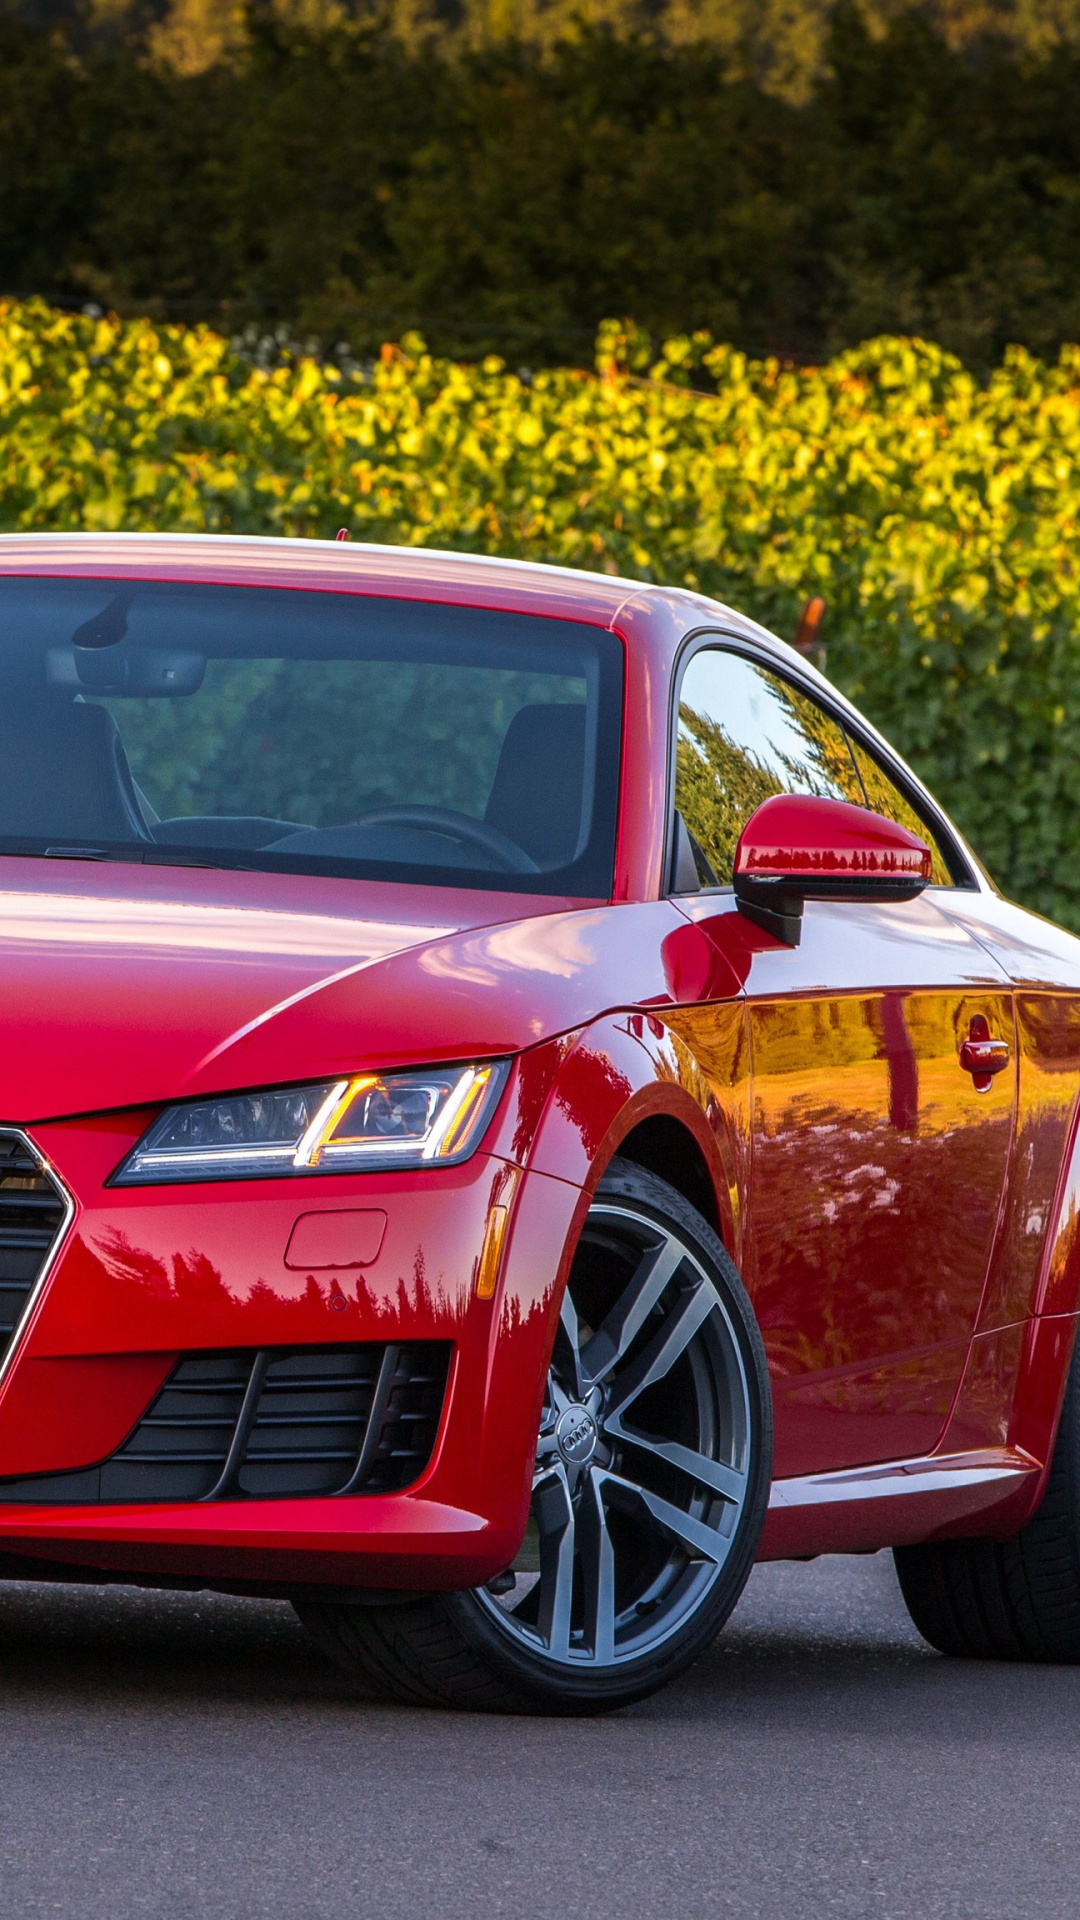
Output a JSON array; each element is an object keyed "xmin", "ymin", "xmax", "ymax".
[{"xmin": 522, "ymin": 1007, "xmax": 750, "ymax": 1264}]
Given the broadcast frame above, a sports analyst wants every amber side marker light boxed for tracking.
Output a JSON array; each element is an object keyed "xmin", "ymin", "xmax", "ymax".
[
  {"xmin": 475, "ymin": 1167, "xmax": 522, "ymax": 1300},
  {"xmin": 476, "ymin": 1207, "xmax": 510, "ymax": 1300}
]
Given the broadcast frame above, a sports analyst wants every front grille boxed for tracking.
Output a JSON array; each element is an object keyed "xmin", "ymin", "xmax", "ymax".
[
  {"xmin": 0, "ymin": 1342, "xmax": 451, "ymax": 1504},
  {"xmin": 0, "ymin": 1131, "xmax": 72, "ymax": 1369}
]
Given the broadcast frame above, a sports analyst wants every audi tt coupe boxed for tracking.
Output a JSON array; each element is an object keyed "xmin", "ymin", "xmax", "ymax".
[{"xmin": 0, "ymin": 531, "xmax": 1077, "ymax": 1713}]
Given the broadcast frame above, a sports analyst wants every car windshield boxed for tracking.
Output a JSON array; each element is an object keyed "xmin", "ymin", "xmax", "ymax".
[{"xmin": 0, "ymin": 579, "xmax": 624, "ymax": 897}]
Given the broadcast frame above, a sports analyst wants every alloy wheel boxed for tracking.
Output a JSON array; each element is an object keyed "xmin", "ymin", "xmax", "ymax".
[{"xmin": 475, "ymin": 1199, "xmax": 755, "ymax": 1669}]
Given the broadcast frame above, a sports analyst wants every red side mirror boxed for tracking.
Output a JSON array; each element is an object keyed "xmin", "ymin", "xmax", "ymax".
[{"xmin": 733, "ymin": 793, "xmax": 933, "ymax": 946}]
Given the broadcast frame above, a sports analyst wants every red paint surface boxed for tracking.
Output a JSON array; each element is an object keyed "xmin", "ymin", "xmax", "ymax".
[
  {"xmin": 0, "ymin": 1354, "xmax": 176, "ymax": 1476},
  {"xmin": 0, "ymin": 534, "xmax": 1074, "ymax": 1583}
]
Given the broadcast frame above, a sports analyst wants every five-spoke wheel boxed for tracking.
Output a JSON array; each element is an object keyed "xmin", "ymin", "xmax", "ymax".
[
  {"xmin": 294, "ymin": 1159, "xmax": 771, "ymax": 1713},
  {"xmin": 475, "ymin": 1191, "xmax": 762, "ymax": 1674}
]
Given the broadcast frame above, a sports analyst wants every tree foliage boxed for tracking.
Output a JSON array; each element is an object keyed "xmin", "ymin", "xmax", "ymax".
[
  {"xmin": 11, "ymin": 0, "xmax": 1080, "ymax": 94},
  {"xmin": 7, "ymin": 11, "xmax": 1080, "ymax": 366}
]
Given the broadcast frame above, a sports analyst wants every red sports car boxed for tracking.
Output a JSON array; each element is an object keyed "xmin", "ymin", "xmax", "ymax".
[{"xmin": 0, "ymin": 532, "xmax": 1077, "ymax": 1713}]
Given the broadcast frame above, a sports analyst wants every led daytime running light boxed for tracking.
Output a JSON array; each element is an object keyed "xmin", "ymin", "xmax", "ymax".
[
  {"xmin": 423, "ymin": 1067, "xmax": 492, "ymax": 1160},
  {"xmin": 112, "ymin": 1061, "xmax": 508, "ymax": 1186},
  {"xmin": 293, "ymin": 1077, "xmax": 374, "ymax": 1168}
]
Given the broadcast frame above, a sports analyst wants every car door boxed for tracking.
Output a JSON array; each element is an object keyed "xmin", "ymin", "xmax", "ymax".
[{"xmin": 671, "ymin": 643, "xmax": 1016, "ymax": 1478}]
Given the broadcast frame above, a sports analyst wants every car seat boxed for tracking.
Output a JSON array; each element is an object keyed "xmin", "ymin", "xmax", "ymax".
[
  {"xmin": 0, "ymin": 697, "xmax": 150, "ymax": 843},
  {"xmin": 484, "ymin": 703, "xmax": 587, "ymax": 869}
]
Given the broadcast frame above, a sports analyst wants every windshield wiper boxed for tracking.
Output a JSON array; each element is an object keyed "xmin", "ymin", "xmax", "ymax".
[
  {"xmin": 43, "ymin": 845, "xmax": 132, "ymax": 862},
  {"xmin": 8, "ymin": 842, "xmax": 276, "ymax": 876}
]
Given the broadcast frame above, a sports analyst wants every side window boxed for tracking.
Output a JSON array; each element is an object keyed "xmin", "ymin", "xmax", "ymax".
[
  {"xmin": 674, "ymin": 650, "xmax": 865, "ymax": 884},
  {"xmin": 846, "ymin": 738, "xmax": 955, "ymax": 887}
]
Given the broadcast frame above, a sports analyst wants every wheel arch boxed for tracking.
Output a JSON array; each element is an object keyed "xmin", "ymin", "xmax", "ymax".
[{"xmin": 613, "ymin": 1114, "xmax": 720, "ymax": 1237}]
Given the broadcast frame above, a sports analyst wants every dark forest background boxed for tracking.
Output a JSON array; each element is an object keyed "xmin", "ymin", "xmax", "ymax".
[{"xmin": 6, "ymin": 2, "xmax": 1080, "ymax": 365}]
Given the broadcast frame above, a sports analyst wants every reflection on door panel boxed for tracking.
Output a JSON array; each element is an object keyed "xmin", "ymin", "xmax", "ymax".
[{"xmin": 749, "ymin": 985, "xmax": 1014, "ymax": 1476}]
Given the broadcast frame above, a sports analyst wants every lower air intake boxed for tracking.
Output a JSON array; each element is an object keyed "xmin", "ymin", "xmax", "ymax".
[
  {"xmin": 0, "ymin": 1130, "xmax": 72, "ymax": 1369},
  {"xmin": 0, "ymin": 1342, "xmax": 451, "ymax": 1504}
]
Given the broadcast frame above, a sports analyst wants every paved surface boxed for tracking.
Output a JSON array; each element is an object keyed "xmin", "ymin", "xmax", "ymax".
[{"xmin": 0, "ymin": 1554, "xmax": 1076, "ymax": 1919}]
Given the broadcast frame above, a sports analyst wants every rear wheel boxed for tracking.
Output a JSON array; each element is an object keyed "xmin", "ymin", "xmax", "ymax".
[
  {"xmin": 295, "ymin": 1158, "xmax": 772, "ymax": 1713},
  {"xmin": 895, "ymin": 1332, "xmax": 1080, "ymax": 1659}
]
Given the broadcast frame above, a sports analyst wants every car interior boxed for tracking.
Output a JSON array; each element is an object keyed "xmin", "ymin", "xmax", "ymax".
[{"xmin": 0, "ymin": 580, "xmax": 622, "ymax": 892}]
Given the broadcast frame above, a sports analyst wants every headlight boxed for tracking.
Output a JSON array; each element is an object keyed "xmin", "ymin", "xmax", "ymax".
[{"xmin": 112, "ymin": 1062, "xmax": 508, "ymax": 1186}]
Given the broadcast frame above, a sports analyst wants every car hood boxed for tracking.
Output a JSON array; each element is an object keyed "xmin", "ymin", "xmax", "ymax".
[
  {"xmin": 0, "ymin": 859, "xmax": 711, "ymax": 1122},
  {"xmin": 0, "ymin": 859, "xmax": 529, "ymax": 1121}
]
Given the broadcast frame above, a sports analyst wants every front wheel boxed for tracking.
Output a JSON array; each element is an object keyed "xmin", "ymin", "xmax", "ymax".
[{"xmin": 295, "ymin": 1158, "xmax": 772, "ymax": 1713}]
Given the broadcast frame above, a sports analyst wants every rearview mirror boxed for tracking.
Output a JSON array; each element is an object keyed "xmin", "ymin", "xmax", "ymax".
[
  {"xmin": 47, "ymin": 645, "xmax": 206, "ymax": 697},
  {"xmin": 733, "ymin": 793, "xmax": 932, "ymax": 947}
]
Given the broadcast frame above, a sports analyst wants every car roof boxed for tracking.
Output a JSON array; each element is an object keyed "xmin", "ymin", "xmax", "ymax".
[{"xmin": 0, "ymin": 530, "xmax": 803, "ymax": 675}]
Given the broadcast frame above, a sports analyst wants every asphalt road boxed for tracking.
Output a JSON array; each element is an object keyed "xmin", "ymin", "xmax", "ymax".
[{"xmin": 0, "ymin": 1552, "xmax": 1076, "ymax": 1920}]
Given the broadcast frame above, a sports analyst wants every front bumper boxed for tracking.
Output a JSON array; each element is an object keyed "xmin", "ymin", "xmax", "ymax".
[{"xmin": 0, "ymin": 1111, "xmax": 583, "ymax": 1590}]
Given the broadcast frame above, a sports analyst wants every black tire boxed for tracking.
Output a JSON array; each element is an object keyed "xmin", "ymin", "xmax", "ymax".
[
  {"xmin": 295, "ymin": 1157, "xmax": 773, "ymax": 1713},
  {"xmin": 895, "ymin": 1330, "xmax": 1080, "ymax": 1660}
]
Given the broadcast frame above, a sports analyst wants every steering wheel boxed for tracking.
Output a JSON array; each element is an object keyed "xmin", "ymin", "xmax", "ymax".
[{"xmin": 348, "ymin": 805, "xmax": 539, "ymax": 874}]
